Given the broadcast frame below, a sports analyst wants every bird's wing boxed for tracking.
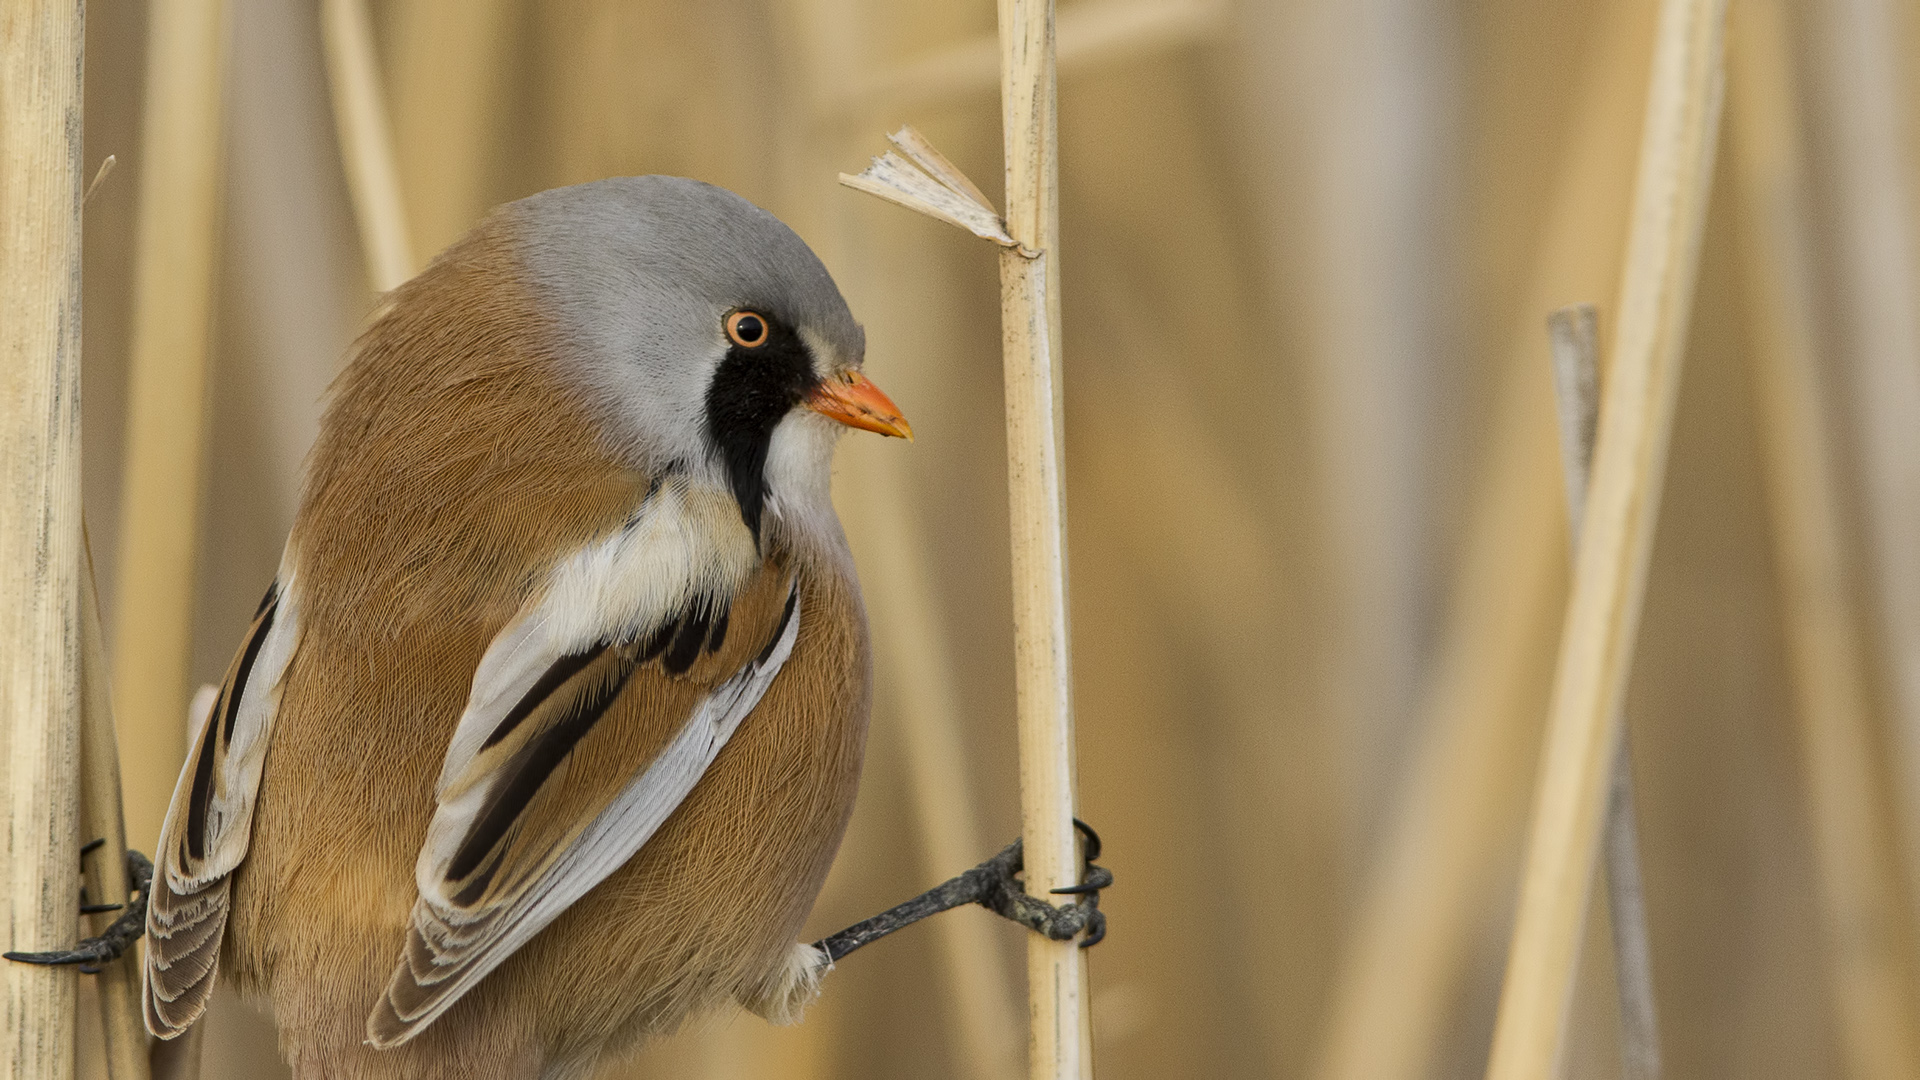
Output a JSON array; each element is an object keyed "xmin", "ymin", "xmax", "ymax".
[
  {"xmin": 368, "ymin": 549, "xmax": 801, "ymax": 1047},
  {"xmin": 146, "ymin": 570, "xmax": 303, "ymax": 1038}
]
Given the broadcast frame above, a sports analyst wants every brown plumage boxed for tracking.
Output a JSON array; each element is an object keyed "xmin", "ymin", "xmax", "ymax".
[{"xmin": 143, "ymin": 178, "xmax": 904, "ymax": 1078}]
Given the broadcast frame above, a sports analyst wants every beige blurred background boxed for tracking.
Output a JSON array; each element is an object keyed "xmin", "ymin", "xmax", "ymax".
[{"xmin": 65, "ymin": 0, "xmax": 1920, "ymax": 1076}]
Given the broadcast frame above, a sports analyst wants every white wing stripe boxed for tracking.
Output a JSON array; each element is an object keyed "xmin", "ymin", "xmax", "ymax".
[
  {"xmin": 391, "ymin": 586, "xmax": 803, "ymax": 1034},
  {"xmin": 159, "ymin": 570, "xmax": 302, "ymax": 894}
]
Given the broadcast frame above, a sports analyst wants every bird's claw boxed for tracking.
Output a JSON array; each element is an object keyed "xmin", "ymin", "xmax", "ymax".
[
  {"xmin": 3, "ymin": 849, "xmax": 152, "ymax": 974},
  {"xmin": 978, "ymin": 818, "xmax": 1111, "ymax": 948},
  {"xmin": 809, "ymin": 818, "xmax": 1112, "ymax": 962}
]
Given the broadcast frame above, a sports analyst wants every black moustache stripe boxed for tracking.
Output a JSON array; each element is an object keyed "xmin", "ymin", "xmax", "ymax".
[{"xmin": 704, "ymin": 314, "xmax": 819, "ymax": 542}]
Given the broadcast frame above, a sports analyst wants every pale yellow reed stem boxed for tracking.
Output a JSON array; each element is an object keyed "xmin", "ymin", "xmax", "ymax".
[
  {"xmin": 1308, "ymin": 3, "xmax": 1650, "ymax": 1073},
  {"xmin": 1485, "ymin": 0, "xmax": 1725, "ymax": 1075},
  {"xmin": 385, "ymin": 0, "xmax": 513, "ymax": 257},
  {"xmin": 321, "ymin": 0, "xmax": 417, "ymax": 292},
  {"xmin": 78, "ymin": 539, "xmax": 149, "ymax": 1080},
  {"xmin": 113, "ymin": 0, "xmax": 230, "ymax": 858},
  {"xmin": 1726, "ymin": 5, "xmax": 1920, "ymax": 1075},
  {"xmin": 0, "ymin": 0, "xmax": 86, "ymax": 1072},
  {"xmin": 840, "ymin": 111, "xmax": 1090, "ymax": 1080},
  {"xmin": 997, "ymin": 3, "xmax": 1091, "ymax": 1076}
]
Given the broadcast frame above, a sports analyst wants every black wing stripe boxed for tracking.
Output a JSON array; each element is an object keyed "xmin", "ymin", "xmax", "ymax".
[
  {"xmin": 446, "ymin": 648, "xmax": 642, "ymax": 883},
  {"xmin": 182, "ymin": 727, "xmax": 221, "ymax": 863},
  {"xmin": 662, "ymin": 605, "xmax": 712, "ymax": 676},
  {"xmin": 185, "ymin": 589, "xmax": 280, "ymax": 862},
  {"xmin": 221, "ymin": 593, "xmax": 278, "ymax": 743},
  {"xmin": 637, "ymin": 617, "xmax": 677, "ymax": 662},
  {"xmin": 481, "ymin": 646, "xmax": 603, "ymax": 751}
]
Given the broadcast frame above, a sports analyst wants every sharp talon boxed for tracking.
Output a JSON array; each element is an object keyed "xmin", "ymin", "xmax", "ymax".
[
  {"xmin": 5, "ymin": 848, "xmax": 154, "ymax": 973},
  {"xmin": 79, "ymin": 838, "xmax": 106, "ymax": 859},
  {"xmin": 1080, "ymin": 912, "xmax": 1107, "ymax": 949},
  {"xmin": 1072, "ymin": 818, "xmax": 1102, "ymax": 861},
  {"xmin": 1051, "ymin": 864, "xmax": 1111, "ymax": 895}
]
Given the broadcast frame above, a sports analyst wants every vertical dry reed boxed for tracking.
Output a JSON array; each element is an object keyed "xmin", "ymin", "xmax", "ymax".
[
  {"xmin": 1545, "ymin": 303, "xmax": 1661, "ymax": 1080},
  {"xmin": 1309, "ymin": 2, "xmax": 1651, "ymax": 1072},
  {"xmin": 78, "ymin": 544, "xmax": 149, "ymax": 1080},
  {"xmin": 1485, "ymin": 0, "xmax": 1725, "ymax": 1075},
  {"xmin": 1811, "ymin": 0, "xmax": 1920, "ymax": 939},
  {"xmin": 0, "ymin": 1, "xmax": 87, "ymax": 1075},
  {"xmin": 997, "ymin": 2, "xmax": 1092, "ymax": 1076}
]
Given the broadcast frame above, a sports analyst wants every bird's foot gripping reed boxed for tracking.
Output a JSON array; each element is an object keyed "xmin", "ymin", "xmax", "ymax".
[
  {"xmin": 5, "ymin": 847, "xmax": 153, "ymax": 974},
  {"xmin": 814, "ymin": 819, "xmax": 1113, "ymax": 962}
]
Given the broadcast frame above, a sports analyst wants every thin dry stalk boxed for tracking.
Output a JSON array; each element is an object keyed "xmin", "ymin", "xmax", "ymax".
[
  {"xmin": 1727, "ymin": 3, "xmax": 1920, "ymax": 1075},
  {"xmin": 0, "ymin": 0, "xmax": 87, "ymax": 1073},
  {"xmin": 1545, "ymin": 304, "xmax": 1661, "ymax": 1080},
  {"xmin": 1484, "ymin": 0, "xmax": 1726, "ymax": 1075},
  {"xmin": 78, "ymin": 541, "xmax": 149, "ymax": 1080},
  {"xmin": 838, "ymin": 10, "xmax": 1092, "ymax": 1064},
  {"xmin": 1308, "ymin": 2, "xmax": 1651, "ymax": 1071},
  {"xmin": 113, "ymin": 0, "xmax": 231, "ymax": 856},
  {"xmin": 998, "ymin": 2, "xmax": 1092, "ymax": 1074},
  {"xmin": 321, "ymin": 0, "xmax": 417, "ymax": 292}
]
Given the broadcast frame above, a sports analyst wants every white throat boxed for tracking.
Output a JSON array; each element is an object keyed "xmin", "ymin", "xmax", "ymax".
[{"xmin": 761, "ymin": 410, "xmax": 844, "ymax": 548}]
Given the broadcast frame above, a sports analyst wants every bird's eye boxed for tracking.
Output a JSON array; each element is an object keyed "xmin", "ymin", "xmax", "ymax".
[{"xmin": 726, "ymin": 311, "xmax": 769, "ymax": 348}]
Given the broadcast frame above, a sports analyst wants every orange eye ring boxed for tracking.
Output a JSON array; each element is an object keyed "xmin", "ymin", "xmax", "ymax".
[{"xmin": 726, "ymin": 311, "xmax": 770, "ymax": 348}]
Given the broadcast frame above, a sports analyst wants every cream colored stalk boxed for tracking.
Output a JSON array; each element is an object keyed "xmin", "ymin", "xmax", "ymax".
[
  {"xmin": 0, "ymin": 0, "xmax": 86, "ymax": 1074},
  {"xmin": 841, "ymin": 111, "xmax": 1088, "ymax": 1080},
  {"xmin": 1485, "ymin": 0, "xmax": 1725, "ymax": 1074},
  {"xmin": 78, "ymin": 542, "xmax": 149, "ymax": 1080}
]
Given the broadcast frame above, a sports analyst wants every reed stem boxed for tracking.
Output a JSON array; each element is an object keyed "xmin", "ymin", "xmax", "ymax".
[
  {"xmin": 1485, "ymin": 0, "xmax": 1725, "ymax": 1074},
  {"xmin": 78, "ymin": 539, "xmax": 149, "ymax": 1080},
  {"xmin": 996, "ymin": 2, "xmax": 1092, "ymax": 1076},
  {"xmin": 1307, "ymin": 3, "xmax": 1652, "ymax": 1071},
  {"xmin": 0, "ymin": 1, "xmax": 87, "ymax": 1073}
]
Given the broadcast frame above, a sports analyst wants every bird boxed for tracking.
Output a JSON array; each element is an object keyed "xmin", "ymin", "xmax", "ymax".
[
  {"xmin": 159, "ymin": 175, "xmax": 903, "ymax": 1078},
  {"xmin": 8, "ymin": 175, "xmax": 1106, "ymax": 1079}
]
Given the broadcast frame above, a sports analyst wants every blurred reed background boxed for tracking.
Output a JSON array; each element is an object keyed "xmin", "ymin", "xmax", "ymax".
[{"xmin": 62, "ymin": 0, "xmax": 1920, "ymax": 1076}]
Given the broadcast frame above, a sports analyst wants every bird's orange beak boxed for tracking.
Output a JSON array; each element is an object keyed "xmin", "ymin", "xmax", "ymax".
[{"xmin": 808, "ymin": 370, "xmax": 914, "ymax": 440}]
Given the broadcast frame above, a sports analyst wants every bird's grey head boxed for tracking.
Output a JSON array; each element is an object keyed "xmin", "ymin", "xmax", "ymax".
[{"xmin": 510, "ymin": 176, "xmax": 887, "ymax": 540}]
